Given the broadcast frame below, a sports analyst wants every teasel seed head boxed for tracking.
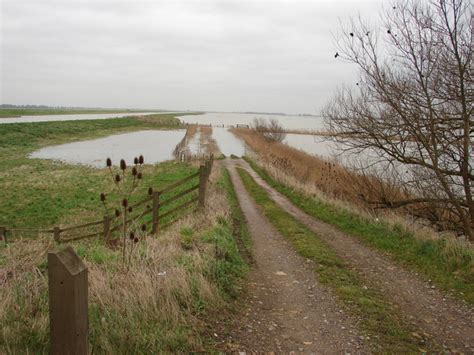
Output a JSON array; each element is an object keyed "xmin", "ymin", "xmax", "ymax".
[
  {"xmin": 141, "ymin": 224, "xmax": 147, "ymax": 231},
  {"xmin": 115, "ymin": 174, "xmax": 121, "ymax": 183},
  {"xmin": 134, "ymin": 237, "xmax": 139, "ymax": 243},
  {"xmin": 122, "ymin": 198, "xmax": 128, "ymax": 207},
  {"xmin": 139, "ymin": 155, "xmax": 144, "ymax": 165},
  {"xmin": 128, "ymin": 206, "xmax": 133, "ymax": 213},
  {"xmin": 120, "ymin": 159, "xmax": 127, "ymax": 170},
  {"xmin": 100, "ymin": 192, "xmax": 106, "ymax": 202},
  {"xmin": 134, "ymin": 157, "xmax": 139, "ymax": 165},
  {"xmin": 129, "ymin": 231, "xmax": 135, "ymax": 240},
  {"xmin": 106, "ymin": 158, "xmax": 112, "ymax": 167},
  {"xmin": 148, "ymin": 187, "xmax": 153, "ymax": 195},
  {"xmin": 132, "ymin": 167, "xmax": 138, "ymax": 176},
  {"xmin": 115, "ymin": 209, "xmax": 120, "ymax": 217},
  {"xmin": 137, "ymin": 173, "xmax": 143, "ymax": 180}
]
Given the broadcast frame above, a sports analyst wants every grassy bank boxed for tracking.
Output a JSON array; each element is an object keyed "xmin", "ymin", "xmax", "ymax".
[
  {"xmin": 1, "ymin": 164, "xmax": 249, "ymax": 353},
  {"xmin": 236, "ymin": 167, "xmax": 433, "ymax": 352},
  {"xmin": 0, "ymin": 108, "xmax": 159, "ymax": 118},
  {"xmin": 243, "ymin": 157, "xmax": 474, "ymax": 304},
  {"xmin": 0, "ymin": 114, "xmax": 188, "ymax": 230}
]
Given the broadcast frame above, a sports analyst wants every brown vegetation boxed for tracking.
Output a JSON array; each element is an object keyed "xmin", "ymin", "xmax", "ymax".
[
  {"xmin": 324, "ymin": 0, "xmax": 473, "ymax": 239},
  {"xmin": 199, "ymin": 126, "xmax": 219, "ymax": 156},
  {"xmin": 232, "ymin": 128, "xmax": 463, "ymax": 235},
  {"xmin": 0, "ymin": 166, "xmax": 242, "ymax": 352}
]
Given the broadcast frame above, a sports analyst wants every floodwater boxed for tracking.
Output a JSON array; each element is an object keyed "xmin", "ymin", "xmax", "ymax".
[
  {"xmin": 187, "ymin": 129, "xmax": 202, "ymax": 155},
  {"xmin": 284, "ymin": 134, "xmax": 340, "ymax": 160},
  {"xmin": 213, "ymin": 127, "xmax": 246, "ymax": 157},
  {"xmin": 30, "ymin": 130, "xmax": 186, "ymax": 168},
  {"xmin": 0, "ymin": 112, "xmax": 159, "ymax": 124},
  {"xmin": 178, "ymin": 112, "xmax": 325, "ymax": 131}
]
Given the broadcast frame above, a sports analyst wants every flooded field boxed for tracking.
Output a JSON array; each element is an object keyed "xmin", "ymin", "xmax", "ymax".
[
  {"xmin": 178, "ymin": 112, "xmax": 324, "ymax": 131},
  {"xmin": 0, "ymin": 112, "xmax": 158, "ymax": 124},
  {"xmin": 283, "ymin": 134, "xmax": 338, "ymax": 160},
  {"xmin": 213, "ymin": 127, "xmax": 246, "ymax": 156},
  {"xmin": 30, "ymin": 130, "xmax": 186, "ymax": 168}
]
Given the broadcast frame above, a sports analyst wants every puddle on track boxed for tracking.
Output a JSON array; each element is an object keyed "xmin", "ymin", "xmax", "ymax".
[{"xmin": 30, "ymin": 130, "xmax": 186, "ymax": 168}]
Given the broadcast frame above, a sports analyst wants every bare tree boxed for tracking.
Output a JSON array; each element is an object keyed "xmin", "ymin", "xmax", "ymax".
[
  {"xmin": 252, "ymin": 117, "xmax": 287, "ymax": 142},
  {"xmin": 323, "ymin": 0, "xmax": 473, "ymax": 239}
]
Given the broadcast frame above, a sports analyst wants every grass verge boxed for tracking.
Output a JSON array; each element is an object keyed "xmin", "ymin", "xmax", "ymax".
[
  {"xmin": 1, "ymin": 167, "xmax": 248, "ymax": 353},
  {"xmin": 237, "ymin": 167, "xmax": 436, "ymax": 352},
  {"xmin": 243, "ymin": 157, "xmax": 474, "ymax": 305}
]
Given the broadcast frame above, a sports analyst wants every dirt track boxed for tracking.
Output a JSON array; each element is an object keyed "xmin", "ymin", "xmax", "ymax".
[
  {"xmin": 218, "ymin": 160, "xmax": 368, "ymax": 352},
  {"xmin": 226, "ymin": 158, "xmax": 474, "ymax": 353}
]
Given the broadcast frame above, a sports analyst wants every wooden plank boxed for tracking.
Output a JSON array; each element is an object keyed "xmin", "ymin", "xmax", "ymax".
[
  {"xmin": 129, "ymin": 195, "xmax": 153, "ymax": 209},
  {"xmin": 103, "ymin": 216, "xmax": 111, "ymax": 241},
  {"xmin": 160, "ymin": 197, "xmax": 199, "ymax": 220},
  {"xmin": 7, "ymin": 228, "xmax": 54, "ymax": 233},
  {"xmin": 61, "ymin": 231, "xmax": 103, "ymax": 242},
  {"xmin": 151, "ymin": 192, "xmax": 160, "ymax": 235},
  {"xmin": 198, "ymin": 165, "xmax": 206, "ymax": 208},
  {"xmin": 48, "ymin": 246, "xmax": 88, "ymax": 355},
  {"xmin": 159, "ymin": 184, "xmax": 199, "ymax": 207},
  {"xmin": 60, "ymin": 220, "xmax": 103, "ymax": 232},
  {"xmin": 159, "ymin": 171, "xmax": 200, "ymax": 194},
  {"xmin": 53, "ymin": 227, "xmax": 61, "ymax": 243}
]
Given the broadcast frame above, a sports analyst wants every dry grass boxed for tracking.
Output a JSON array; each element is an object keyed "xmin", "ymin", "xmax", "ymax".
[
  {"xmin": 232, "ymin": 129, "xmax": 408, "ymax": 207},
  {"xmin": 0, "ymin": 166, "xmax": 246, "ymax": 353},
  {"xmin": 199, "ymin": 126, "xmax": 219, "ymax": 157},
  {"xmin": 234, "ymin": 129, "xmax": 472, "ymax": 245}
]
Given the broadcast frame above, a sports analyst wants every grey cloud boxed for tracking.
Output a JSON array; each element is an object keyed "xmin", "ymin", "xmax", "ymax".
[{"xmin": 1, "ymin": 0, "xmax": 385, "ymax": 113}]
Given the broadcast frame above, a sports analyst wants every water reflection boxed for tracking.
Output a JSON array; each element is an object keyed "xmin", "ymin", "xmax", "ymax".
[
  {"xmin": 30, "ymin": 130, "xmax": 186, "ymax": 168},
  {"xmin": 178, "ymin": 112, "xmax": 324, "ymax": 131}
]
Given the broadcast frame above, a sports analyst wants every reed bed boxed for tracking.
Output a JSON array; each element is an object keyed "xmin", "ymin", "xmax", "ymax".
[{"xmin": 232, "ymin": 129, "xmax": 408, "ymax": 207}]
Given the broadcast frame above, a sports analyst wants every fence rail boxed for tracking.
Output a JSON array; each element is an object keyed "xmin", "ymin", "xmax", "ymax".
[{"xmin": 0, "ymin": 156, "xmax": 214, "ymax": 245}]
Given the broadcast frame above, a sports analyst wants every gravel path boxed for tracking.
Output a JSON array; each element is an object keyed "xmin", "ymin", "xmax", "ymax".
[
  {"xmin": 229, "ymin": 159, "xmax": 474, "ymax": 353},
  {"xmin": 218, "ymin": 160, "xmax": 368, "ymax": 352}
]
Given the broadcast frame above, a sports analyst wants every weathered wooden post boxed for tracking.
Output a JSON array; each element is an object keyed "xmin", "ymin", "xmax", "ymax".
[
  {"xmin": 198, "ymin": 165, "xmax": 207, "ymax": 208},
  {"xmin": 0, "ymin": 227, "xmax": 6, "ymax": 244},
  {"xmin": 151, "ymin": 191, "xmax": 160, "ymax": 234},
  {"xmin": 103, "ymin": 216, "xmax": 111, "ymax": 241},
  {"xmin": 53, "ymin": 226, "xmax": 61, "ymax": 243},
  {"xmin": 48, "ymin": 246, "xmax": 88, "ymax": 355}
]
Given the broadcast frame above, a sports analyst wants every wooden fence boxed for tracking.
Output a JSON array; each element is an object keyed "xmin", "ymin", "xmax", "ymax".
[{"xmin": 0, "ymin": 156, "xmax": 214, "ymax": 245}]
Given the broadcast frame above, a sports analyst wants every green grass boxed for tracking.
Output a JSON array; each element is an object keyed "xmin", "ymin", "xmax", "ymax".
[
  {"xmin": 0, "ymin": 114, "xmax": 189, "ymax": 231},
  {"xmin": 1, "ymin": 168, "xmax": 249, "ymax": 353},
  {"xmin": 217, "ymin": 167, "xmax": 252, "ymax": 253},
  {"xmin": 237, "ymin": 167, "xmax": 436, "ymax": 352},
  {"xmin": 243, "ymin": 157, "xmax": 474, "ymax": 304},
  {"xmin": 0, "ymin": 108, "xmax": 158, "ymax": 118}
]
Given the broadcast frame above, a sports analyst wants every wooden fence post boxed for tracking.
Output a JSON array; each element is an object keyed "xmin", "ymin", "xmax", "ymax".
[
  {"xmin": 53, "ymin": 226, "xmax": 61, "ymax": 243},
  {"xmin": 198, "ymin": 165, "xmax": 207, "ymax": 208},
  {"xmin": 48, "ymin": 246, "xmax": 88, "ymax": 355},
  {"xmin": 151, "ymin": 192, "xmax": 160, "ymax": 234},
  {"xmin": 0, "ymin": 227, "xmax": 6, "ymax": 245},
  {"xmin": 103, "ymin": 216, "xmax": 111, "ymax": 241}
]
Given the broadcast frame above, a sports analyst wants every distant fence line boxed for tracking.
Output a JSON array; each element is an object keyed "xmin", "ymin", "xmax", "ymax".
[
  {"xmin": 0, "ymin": 156, "xmax": 214, "ymax": 245},
  {"xmin": 184, "ymin": 122, "xmax": 250, "ymax": 129}
]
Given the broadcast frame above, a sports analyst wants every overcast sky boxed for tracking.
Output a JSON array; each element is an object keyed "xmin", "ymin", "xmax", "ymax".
[{"xmin": 1, "ymin": 0, "xmax": 385, "ymax": 114}]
